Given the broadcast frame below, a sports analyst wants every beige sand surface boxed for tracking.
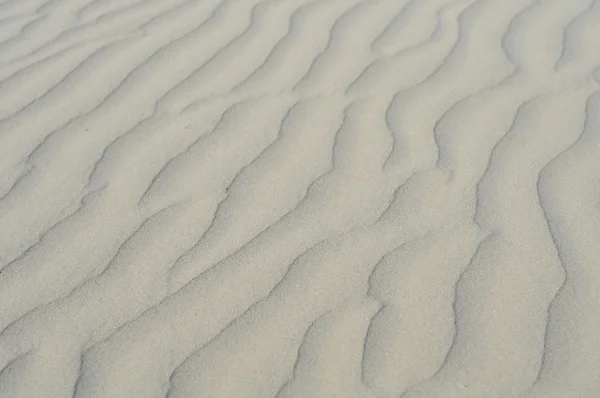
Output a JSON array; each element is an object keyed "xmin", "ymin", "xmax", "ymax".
[{"xmin": 1, "ymin": 0, "xmax": 600, "ymax": 397}]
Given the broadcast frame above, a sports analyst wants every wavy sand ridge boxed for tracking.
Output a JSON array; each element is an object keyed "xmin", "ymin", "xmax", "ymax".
[{"xmin": 1, "ymin": 0, "xmax": 600, "ymax": 397}]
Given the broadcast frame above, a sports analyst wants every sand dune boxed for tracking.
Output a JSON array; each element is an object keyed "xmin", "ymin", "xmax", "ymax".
[{"xmin": 1, "ymin": 0, "xmax": 600, "ymax": 397}]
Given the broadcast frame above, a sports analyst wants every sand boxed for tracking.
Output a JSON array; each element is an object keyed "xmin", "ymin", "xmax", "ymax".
[{"xmin": 1, "ymin": 0, "xmax": 600, "ymax": 397}]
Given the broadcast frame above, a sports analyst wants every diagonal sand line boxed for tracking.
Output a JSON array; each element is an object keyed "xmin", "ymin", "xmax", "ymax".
[{"xmin": 1, "ymin": 0, "xmax": 600, "ymax": 397}]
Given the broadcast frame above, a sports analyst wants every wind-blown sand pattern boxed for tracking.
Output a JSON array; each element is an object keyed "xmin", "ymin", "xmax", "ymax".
[{"xmin": 1, "ymin": 0, "xmax": 600, "ymax": 397}]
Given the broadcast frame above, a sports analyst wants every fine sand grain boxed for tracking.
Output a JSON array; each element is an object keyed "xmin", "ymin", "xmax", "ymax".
[{"xmin": 1, "ymin": 0, "xmax": 600, "ymax": 397}]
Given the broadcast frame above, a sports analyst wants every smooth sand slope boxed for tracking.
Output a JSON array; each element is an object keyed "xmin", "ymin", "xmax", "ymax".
[{"xmin": 1, "ymin": 0, "xmax": 600, "ymax": 397}]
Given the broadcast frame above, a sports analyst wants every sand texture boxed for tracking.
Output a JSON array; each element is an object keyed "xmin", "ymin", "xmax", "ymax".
[{"xmin": 1, "ymin": 0, "xmax": 600, "ymax": 397}]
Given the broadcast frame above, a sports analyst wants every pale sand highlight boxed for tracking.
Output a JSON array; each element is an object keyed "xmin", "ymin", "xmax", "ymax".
[{"xmin": 1, "ymin": 0, "xmax": 600, "ymax": 397}]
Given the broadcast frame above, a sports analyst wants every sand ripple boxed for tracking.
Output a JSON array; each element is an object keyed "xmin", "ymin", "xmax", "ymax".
[{"xmin": 1, "ymin": 0, "xmax": 600, "ymax": 397}]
